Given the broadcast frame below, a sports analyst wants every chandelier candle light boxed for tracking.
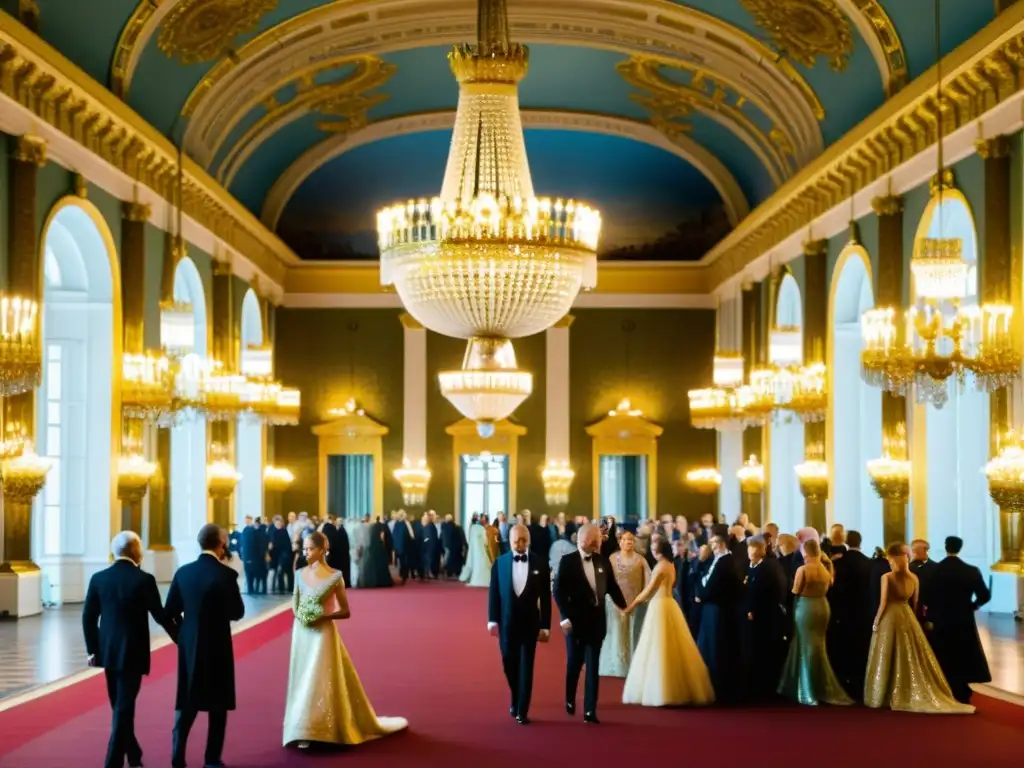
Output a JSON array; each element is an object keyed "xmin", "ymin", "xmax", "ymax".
[
  {"xmin": 687, "ymin": 353, "xmax": 749, "ymax": 431},
  {"xmin": 264, "ymin": 465, "xmax": 295, "ymax": 493},
  {"xmin": 985, "ymin": 431, "xmax": 1024, "ymax": 570},
  {"xmin": 122, "ymin": 352, "xmax": 174, "ymax": 423},
  {"xmin": 117, "ymin": 452, "xmax": 158, "ymax": 533},
  {"xmin": 0, "ymin": 294, "xmax": 40, "ymax": 396},
  {"xmin": 1, "ymin": 444, "xmax": 51, "ymax": 567},
  {"xmin": 795, "ymin": 459, "xmax": 829, "ymax": 528},
  {"xmin": 737, "ymin": 454, "xmax": 765, "ymax": 526},
  {"xmin": 541, "ymin": 459, "xmax": 574, "ymax": 507},
  {"xmin": 207, "ymin": 455, "xmax": 241, "ymax": 528},
  {"xmin": 376, "ymin": 0, "xmax": 601, "ymax": 437},
  {"xmin": 394, "ymin": 459, "xmax": 431, "ymax": 507}
]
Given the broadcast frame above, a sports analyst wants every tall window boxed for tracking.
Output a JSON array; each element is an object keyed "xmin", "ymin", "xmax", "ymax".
[
  {"xmin": 42, "ymin": 343, "xmax": 63, "ymax": 556},
  {"xmin": 599, "ymin": 454, "xmax": 647, "ymax": 522},
  {"xmin": 461, "ymin": 454, "xmax": 508, "ymax": 528}
]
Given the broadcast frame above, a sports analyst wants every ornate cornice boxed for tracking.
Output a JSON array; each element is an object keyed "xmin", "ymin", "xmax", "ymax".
[
  {"xmin": 0, "ymin": 11, "xmax": 296, "ymax": 290},
  {"xmin": 839, "ymin": 0, "xmax": 909, "ymax": 97},
  {"xmin": 178, "ymin": 0, "xmax": 824, "ymax": 169},
  {"xmin": 13, "ymin": 134, "xmax": 46, "ymax": 166},
  {"xmin": 702, "ymin": 2, "xmax": 1024, "ymax": 291},
  {"xmin": 259, "ymin": 109, "xmax": 751, "ymax": 230}
]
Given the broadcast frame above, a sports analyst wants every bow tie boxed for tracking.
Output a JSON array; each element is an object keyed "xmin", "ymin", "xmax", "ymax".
[
  {"xmin": 582, "ymin": 555, "xmax": 592, "ymax": 562},
  {"xmin": 514, "ymin": 555, "xmax": 527, "ymax": 563}
]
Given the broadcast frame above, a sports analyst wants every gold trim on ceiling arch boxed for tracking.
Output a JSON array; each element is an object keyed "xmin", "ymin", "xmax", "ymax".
[
  {"xmin": 174, "ymin": 0, "xmax": 827, "ymax": 167},
  {"xmin": 839, "ymin": 0, "xmax": 908, "ymax": 96},
  {"xmin": 740, "ymin": 0, "xmax": 855, "ymax": 71},
  {"xmin": 213, "ymin": 55, "xmax": 395, "ymax": 184},
  {"xmin": 258, "ymin": 109, "xmax": 752, "ymax": 230}
]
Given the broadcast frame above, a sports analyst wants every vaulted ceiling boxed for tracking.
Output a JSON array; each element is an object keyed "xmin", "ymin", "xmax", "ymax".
[{"xmin": 12, "ymin": 0, "xmax": 999, "ymax": 260}]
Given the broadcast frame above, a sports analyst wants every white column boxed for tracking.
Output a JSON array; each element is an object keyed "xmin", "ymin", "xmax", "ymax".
[
  {"xmin": 717, "ymin": 291, "xmax": 743, "ymax": 521},
  {"xmin": 545, "ymin": 317, "xmax": 573, "ymax": 462},
  {"xmin": 401, "ymin": 314, "xmax": 427, "ymax": 463}
]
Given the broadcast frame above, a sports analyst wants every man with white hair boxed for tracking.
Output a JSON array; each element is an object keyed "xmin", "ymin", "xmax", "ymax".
[{"xmin": 83, "ymin": 531, "xmax": 177, "ymax": 768}]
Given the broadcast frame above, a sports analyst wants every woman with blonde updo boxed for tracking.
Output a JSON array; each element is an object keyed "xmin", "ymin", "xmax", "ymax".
[
  {"xmin": 282, "ymin": 532, "xmax": 408, "ymax": 749},
  {"xmin": 776, "ymin": 538, "xmax": 852, "ymax": 707}
]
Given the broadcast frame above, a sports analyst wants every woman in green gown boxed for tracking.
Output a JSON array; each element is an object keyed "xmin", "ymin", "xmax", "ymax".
[
  {"xmin": 777, "ymin": 538, "xmax": 853, "ymax": 707},
  {"xmin": 863, "ymin": 542, "xmax": 974, "ymax": 714}
]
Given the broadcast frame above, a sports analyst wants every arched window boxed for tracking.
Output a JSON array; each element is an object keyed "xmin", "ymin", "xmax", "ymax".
[
  {"xmin": 914, "ymin": 193, "xmax": 991, "ymax": 575},
  {"xmin": 829, "ymin": 245, "xmax": 882, "ymax": 547},
  {"xmin": 35, "ymin": 202, "xmax": 117, "ymax": 605},
  {"xmin": 169, "ymin": 257, "xmax": 209, "ymax": 564},
  {"xmin": 236, "ymin": 289, "xmax": 264, "ymax": 523},
  {"xmin": 769, "ymin": 273, "xmax": 804, "ymax": 534}
]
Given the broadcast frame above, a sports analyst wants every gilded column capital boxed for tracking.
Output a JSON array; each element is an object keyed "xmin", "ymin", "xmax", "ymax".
[
  {"xmin": 399, "ymin": 313, "xmax": 423, "ymax": 330},
  {"xmin": 73, "ymin": 173, "xmax": 88, "ymax": 198},
  {"xmin": 14, "ymin": 135, "xmax": 47, "ymax": 167},
  {"xmin": 122, "ymin": 201, "xmax": 152, "ymax": 222},
  {"xmin": 802, "ymin": 238, "xmax": 828, "ymax": 258},
  {"xmin": 871, "ymin": 194, "xmax": 904, "ymax": 217},
  {"xmin": 929, "ymin": 168, "xmax": 955, "ymax": 196},
  {"xmin": 212, "ymin": 256, "xmax": 233, "ymax": 277},
  {"xmin": 975, "ymin": 134, "xmax": 1012, "ymax": 160}
]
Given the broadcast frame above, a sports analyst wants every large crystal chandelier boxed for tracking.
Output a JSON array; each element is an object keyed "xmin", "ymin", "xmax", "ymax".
[
  {"xmin": 860, "ymin": 1, "xmax": 1019, "ymax": 407},
  {"xmin": 687, "ymin": 353, "xmax": 749, "ymax": 430},
  {"xmin": 376, "ymin": 0, "xmax": 600, "ymax": 437}
]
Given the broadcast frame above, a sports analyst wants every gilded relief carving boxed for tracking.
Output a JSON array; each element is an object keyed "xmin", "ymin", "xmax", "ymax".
[
  {"xmin": 618, "ymin": 56, "xmax": 797, "ymax": 187},
  {"xmin": 158, "ymin": 0, "xmax": 279, "ymax": 65},
  {"xmin": 740, "ymin": 0, "xmax": 854, "ymax": 71}
]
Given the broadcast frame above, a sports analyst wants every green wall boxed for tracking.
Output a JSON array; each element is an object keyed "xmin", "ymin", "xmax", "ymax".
[
  {"xmin": 568, "ymin": 308, "xmax": 717, "ymax": 519},
  {"xmin": 273, "ymin": 308, "xmax": 405, "ymax": 515},
  {"xmin": 424, "ymin": 331, "xmax": 465, "ymax": 518}
]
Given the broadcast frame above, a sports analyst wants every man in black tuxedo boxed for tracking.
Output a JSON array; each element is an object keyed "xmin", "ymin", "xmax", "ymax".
[
  {"xmin": 488, "ymin": 524, "xmax": 551, "ymax": 724},
  {"xmin": 83, "ymin": 531, "xmax": 177, "ymax": 768},
  {"xmin": 831, "ymin": 529, "xmax": 874, "ymax": 699},
  {"xmin": 928, "ymin": 536, "xmax": 991, "ymax": 704},
  {"xmin": 269, "ymin": 516, "xmax": 294, "ymax": 593},
  {"xmin": 695, "ymin": 533, "xmax": 743, "ymax": 704},
  {"xmin": 741, "ymin": 535, "xmax": 787, "ymax": 702},
  {"xmin": 553, "ymin": 522, "xmax": 627, "ymax": 723},
  {"xmin": 165, "ymin": 524, "xmax": 246, "ymax": 768},
  {"xmin": 909, "ymin": 539, "xmax": 938, "ymax": 619}
]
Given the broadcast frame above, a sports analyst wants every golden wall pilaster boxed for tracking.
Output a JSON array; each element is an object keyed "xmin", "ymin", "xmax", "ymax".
[
  {"xmin": 802, "ymin": 239, "xmax": 828, "ymax": 530},
  {"xmin": 741, "ymin": 284, "xmax": 764, "ymax": 499},
  {"xmin": 210, "ymin": 259, "xmax": 236, "ymax": 523}
]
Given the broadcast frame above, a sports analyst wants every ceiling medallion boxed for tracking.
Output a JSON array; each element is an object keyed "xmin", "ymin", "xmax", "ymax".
[
  {"xmin": 741, "ymin": 0, "xmax": 854, "ymax": 71},
  {"xmin": 158, "ymin": 0, "xmax": 279, "ymax": 66}
]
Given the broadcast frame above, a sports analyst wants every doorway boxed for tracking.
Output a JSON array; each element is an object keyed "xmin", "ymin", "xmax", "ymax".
[
  {"xmin": 599, "ymin": 454, "xmax": 647, "ymax": 523},
  {"xmin": 460, "ymin": 453, "xmax": 509, "ymax": 529},
  {"xmin": 326, "ymin": 454, "xmax": 375, "ymax": 520}
]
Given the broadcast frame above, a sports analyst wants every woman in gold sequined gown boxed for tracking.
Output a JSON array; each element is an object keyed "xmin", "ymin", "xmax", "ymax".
[
  {"xmin": 599, "ymin": 531, "xmax": 650, "ymax": 677},
  {"xmin": 283, "ymin": 532, "xmax": 408, "ymax": 749},
  {"xmin": 864, "ymin": 542, "xmax": 974, "ymax": 714}
]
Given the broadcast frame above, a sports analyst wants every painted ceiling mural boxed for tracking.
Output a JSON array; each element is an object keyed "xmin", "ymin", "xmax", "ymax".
[{"xmin": 8, "ymin": 0, "xmax": 1001, "ymax": 261}]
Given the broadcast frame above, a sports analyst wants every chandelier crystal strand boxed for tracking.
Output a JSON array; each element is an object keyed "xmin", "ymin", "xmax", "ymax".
[{"xmin": 377, "ymin": 0, "xmax": 600, "ymax": 434}]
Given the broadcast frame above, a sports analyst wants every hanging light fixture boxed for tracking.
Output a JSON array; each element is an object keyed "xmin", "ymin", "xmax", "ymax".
[
  {"xmin": 394, "ymin": 458, "xmax": 432, "ymax": 507},
  {"xmin": 540, "ymin": 459, "xmax": 574, "ymax": 507},
  {"xmin": 376, "ymin": 0, "xmax": 600, "ymax": 436},
  {"xmin": 0, "ymin": 294, "xmax": 40, "ymax": 396},
  {"xmin": 685, "ymin": 467, "xmax": 722, "ymax": 495},
  {"xmin": 861, "ymin": 0, "xmax": 1019, "ymax": 407}
]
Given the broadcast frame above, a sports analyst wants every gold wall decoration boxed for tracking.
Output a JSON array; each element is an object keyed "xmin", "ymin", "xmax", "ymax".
[
  {"xmin": 111, "ymin": 1, "xmax": 161, "ymax": 96},
  {"xmin": 619, "ymin": 56, "xmax": 799, "ymax": 187},
  {"xmin": 213, "ymin": 55, "xmax": 394, "ymax": 184},
  {"xmin": 158, "ymin": 0, "xmax": 280, "ymax": 66},
  {"xmin": 741, "ymin": 0, "xmax": 854, "ymax": 71},
  {"xmin": 847, "ymin": 0, "xmax": 909, "ymax": 96}
]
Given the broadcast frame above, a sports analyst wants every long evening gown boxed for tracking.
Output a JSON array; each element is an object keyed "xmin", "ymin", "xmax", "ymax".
[
  {"xmin": 864, "ymin": 572, "xmax": 975, "ymax": 714},
  {"xmin": 283, "ymin": 569, "xmax": 407, "ymax": 746},
  {"xmin": 777, "ymin": 563, "xmax": 853, "ymax": 707},
  {"xmin": 622, "ymin": 563, "xmax": 715, "ymax": 707},
  {"xmin": 459, "ymin": 523, "xmax": 492, "ymax": 587},
  {"xmin": 599, "ymin": 552, "xmax": 649, "ymax": 677}
]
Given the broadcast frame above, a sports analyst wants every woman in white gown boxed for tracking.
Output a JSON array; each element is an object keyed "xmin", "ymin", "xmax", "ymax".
[
  {"xmin": 459, "ymin": 518, "xmax": 492, "ymax": 587},
  {"xmin": 283, "ymin": 531, "xmax": 407, "ymax": 748},
  {"xmin": 622, "ymin": 538, "xmax": 715, "ymax": 707}
]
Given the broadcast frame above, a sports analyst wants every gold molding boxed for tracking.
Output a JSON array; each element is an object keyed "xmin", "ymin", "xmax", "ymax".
[
  {"xmin": 846, "ymin": 0, "xmax": 909, "ymax": 97},
  {"xmin": 446, "ymin": 418, "xmax": 526, "ymax": 522},
  {"xmin": 740, "ymin": 0, "xmax": 854, "ymax": 72},
  {"xmin": 0, "ymin": 12, "xmax": 296, "ymax": 287},
  {"xmin": 158, "ymin": 0, "xmax": 278, "ymax": 66},
  {"xmin": 313, "ymin": 412, "xmax": 388, "ymax": 520},
  {"xmin": 585, "ymin": 407, "xmax": 663, "ymax": 520},
  {"xmin": 976, "ymin": 134, "xmax": 1013, "ymax": 159},
  {"xmin": 14, "ymin": 134, "xmax": 47, "ymax": 166},
  {"xmin": 111, "ymin": 1, "xmax": 161, "ymax": 97}
]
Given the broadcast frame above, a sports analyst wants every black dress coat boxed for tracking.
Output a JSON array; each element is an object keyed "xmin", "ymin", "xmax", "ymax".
[
  {"xmin": 165, "ymin": 554, "xmax": 246, "ymax": 712},
  {"xmin": 553, "ymin": 550, "xmax": 626, "ymax": 642},
  {"xmin": 741, "ymin": 557, "xmax": 787, "ymax": 699},
  {"xmin": 488, "ymin": 551, "xmax": 552, "ymax": 655},
  {"xmin": 695, "ymin": 552, "xmax": 743, "ymax": 703},
  {"xmin": 928, "ymin": 556, "xmax": 991, "ymax": 687},
  {"xmin": 83, "ymin": 559, "xmax": 176, "ymax": 675}
]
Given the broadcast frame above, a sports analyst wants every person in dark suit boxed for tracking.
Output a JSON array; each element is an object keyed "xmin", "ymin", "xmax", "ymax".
[
  {"xmin": 165, "ymin": 524, "xmax": 246, "ymax": 768},
  {"xmin": 83, "ymin": 531, "xmax": 177, "ymax": 768},
  {"xmin": 695, "ymin": 533, "xmax": 743, "ymax": 704},
  {"xmin": 240, "ymin": 516, "xmax": 257, "ymax": 593},
  {"xmin": 252, "ymin": 518, "xmax": 270, "ymax": 594},
  {"xmin": 831, "ymin": 529, "xmax": 874, "ymax": 699},
  {"xmin": 488, "ymin": 524, "xmax": 551, "ymax": 724},
  {"xmin": 909, "ymin": 538, "xmax": 938, "ymax": 619},
  {"xmin": 741, "ymin": 535, "xmax": 787, "ymax": 702},
  {"xmin": 928, "ymin": 536, "xmax": 991, "ymax": 704},
  {"xmin": 553, "ymin": 522, "xmax": 627, "ymax": 723},
  {"xmin": 270, "ymin": 516, "xmax": 294, "ymax": 594}
]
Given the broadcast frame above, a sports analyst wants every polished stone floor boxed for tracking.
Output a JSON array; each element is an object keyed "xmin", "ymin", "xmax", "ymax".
[
  {"xmin": 0, "ymin": 587, "xmax": 289, "ymax": 701},
  {"xmin": 977, "ymin": 612, "xmax": 1024, "ymax": 697}
]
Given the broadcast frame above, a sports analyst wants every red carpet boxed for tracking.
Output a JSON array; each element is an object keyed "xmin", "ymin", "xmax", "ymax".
[{"xmin": 1, "ymin": 583, "xmax": 1021, "ymax": 767}]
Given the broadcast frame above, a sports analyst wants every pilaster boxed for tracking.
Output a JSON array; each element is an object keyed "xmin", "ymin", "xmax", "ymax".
[
  {"xmin": 545, "ymin": 315, "xmax": 573, "ymax": 463},
  {"xmin": 802, "ymin": 238, "xmax": 828, "ymax": 530},
  {"xmin": 400, "ymin": 313, "xmax": 428, "ymax": 465}
]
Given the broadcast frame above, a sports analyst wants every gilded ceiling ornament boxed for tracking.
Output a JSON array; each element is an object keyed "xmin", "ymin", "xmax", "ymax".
[
  {"xmin": 158, "ymin": 0, "xmax": 279, "ymax": 66},
  {"xmin": 740, "ymin": 0, "xmax": 854, "ymax": 71}
]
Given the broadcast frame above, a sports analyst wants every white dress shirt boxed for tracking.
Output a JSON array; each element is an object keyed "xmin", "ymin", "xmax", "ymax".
[
  {"xmin": 580, "ymin": 548, "xmax": 598, "ymax": 597},
  {"xmin": 512, "ymin": 552, "xmax": 529, "ymax": 596},
  {"xmin": 702, "ymin": 550, "xmax": 728, "ymax": 587}
]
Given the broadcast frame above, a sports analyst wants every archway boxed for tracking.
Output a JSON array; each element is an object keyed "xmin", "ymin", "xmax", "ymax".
[
  {"xmin": 34, "ymin": 199, "xmax": 121, "ymax": 605},
  {"xmin": 236, "ymin": 288, "xmax": 264, "ymax": 523},
  {"xmin": 828, "ymin": 245, "xmax": 882, "ymax": 548},
  {"xmin": 169, "ymin": 257, "xmax": 209, "ymax": 564},
  {"xmin": 912, "ymin": 192, "xmax": 990, "ymax": 573},
  {"xmin": 769, "ymin": 273, "xmax": 804, "ymax": 535}
]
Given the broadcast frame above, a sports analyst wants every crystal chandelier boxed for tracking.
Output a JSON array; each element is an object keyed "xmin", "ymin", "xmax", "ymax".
[
  {"xmin": 687, "ymin": 353, "xmax": 749, "ymax": 430},
  {"xmin": 685, "ymin": 468, "xmax": 722, "ymax": 495},
  {"xmin": 0, "ymin": 294, "xmax": 40, "ymax": 396},
  {"xmin": 201, "ymin": 361, "xmax": 248, "ymax": 421},
  {"xmin": 207, "ymin": 456, "xmax": 241, "ymax": 499},
  {"xmin": 116, "ymin": 452, "xmax": 158, "ymax": 500},
  {"xmin": 160, "ymin": 301, "xmax": 195, "ymax": 355},
  {"xmin": 541, "ymin": 459, "xmax": 574, "ymax": 507},
  {"xmin": 394, "ymin": 458, "xmax": 431, "ymax": 507},
  {"xmin": 264, "ymin": 465, "xmax": 295, "ymax": 492},
  {"xmin": 0, "ymin": 420, "xmax": 28, "ymax": 460},
  {"xmin": 122, "ymin": 352, "xmax": 174, "ymax": 423},
  {"xmin": 795, "ymin": 460, "xmax": 829, "ymax": 502},
  {"xmin": 737, "ymin": 368, "xmax": 776, "ymax": 424},
  {"xmin": 787, "ymin": 362, "xmax": 828, "ymax": 422},
  {"xmin": 737, "ymin": 454, "xmax": 764, "ymax": 494},
  {"xmin": 860, "ymin": 2, "xmax": 1019, "ymax": 407},
  {"xmin": 1, "ymin": 443, "xmax": 51, "ymax": 502},
  {"xmin": 376, "ymin": 0, "xmax": 600, "ymax": 435}
]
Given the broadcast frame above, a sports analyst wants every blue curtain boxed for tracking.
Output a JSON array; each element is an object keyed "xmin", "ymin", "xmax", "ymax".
[
  {"xmin": 327, "ymin": 456, "xmax": 346, "ymax": 517},
  {"xmin": 599, "ymin": 455, "xmax": 647, "ymax": 522},
  {"xmin": 344, "ymin": 454, "xmax": 374, "ymax": 518}
]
